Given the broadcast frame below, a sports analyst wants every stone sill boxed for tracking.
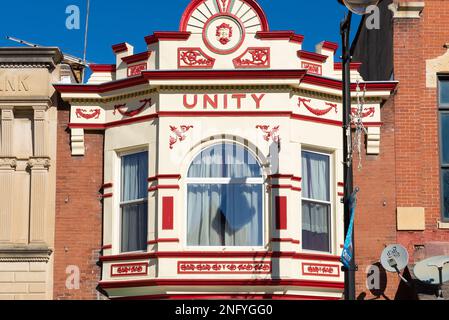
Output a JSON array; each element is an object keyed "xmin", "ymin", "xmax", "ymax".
[{"xmin": 438, "ymin": 221, "xmax": 449, "ymax": 230}]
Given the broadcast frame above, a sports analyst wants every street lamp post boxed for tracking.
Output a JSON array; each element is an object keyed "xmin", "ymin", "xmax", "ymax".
[{"xmin": 337, "ymin": 0, "xmax": 380, "ymax": 301}]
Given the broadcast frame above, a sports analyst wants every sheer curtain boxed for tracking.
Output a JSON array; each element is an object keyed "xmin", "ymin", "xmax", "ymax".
[
  {"xmin": 121, "ymin": 152, "xmax": 148, "ymax": 252},
  {"xmin": 301, "ymin": 151, "xmax": 331, "ymax": 252},
  {"xmin": 187, "ymin": 143, "xmax": 263, "ymax": 246}
]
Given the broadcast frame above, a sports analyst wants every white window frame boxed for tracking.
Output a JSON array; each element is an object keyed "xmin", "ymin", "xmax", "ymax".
[
  {"xmin": 117, "ymin": 148, "xmax": 149, "ymax": 254},
  {"xmin": 300, "ymin": 149, "xmax": 334, "ymax": 254},
  {"xmin": 184, "ymin": 142, "xmax": 265, "ymax": 250}
]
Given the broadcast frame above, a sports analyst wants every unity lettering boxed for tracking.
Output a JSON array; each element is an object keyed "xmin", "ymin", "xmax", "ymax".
[{"xmin": 183, "ymin": 93, "xmax": 266, "ymax": 110}]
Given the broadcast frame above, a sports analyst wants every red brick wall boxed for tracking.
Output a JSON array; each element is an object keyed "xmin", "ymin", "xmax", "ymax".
[
  {"xmin": 53, "ymin": 105, "xmax": 105, "ymax": 300},
  {"xmin": 354, "ymin": 0, "xmax": 449, "ymax": 300}
]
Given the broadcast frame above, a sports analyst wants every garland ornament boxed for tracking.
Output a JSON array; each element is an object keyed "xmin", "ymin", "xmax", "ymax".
[
  {"xmin": 113, "ymin": 98, "xmax": 152, "ymax": 117},
  {"xmin": 298, "ymin": 98, "xmax": 338, "ymax": 116}
]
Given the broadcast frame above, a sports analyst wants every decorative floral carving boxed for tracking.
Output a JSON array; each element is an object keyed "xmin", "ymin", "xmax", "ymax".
[
  {"xmin": 256, "ymin": 125, "xmax": 280, "ymax": 143},
  {"xmin": 233, "ymin": 48, "xmax": 270, "ymax": 68},
  {"xmin": 169, "ymin": 125, "xmax": 194, "ymax": 149},
  {"xmin": 298, "ymin": 98, "xmax": 338, "ymax": 116},
  {"xmin": 351, "ymin": 106, "xmax": 375, "ymax": 118},
  {"xmin": 111, "ymin": 263, "xmax": 148, "ymax": 277},
  {"xmin": 27, "ymin": 158, "xmax": 51, "ymax": 170},
  {"xmin": 0, "ymin": 158, "xmax": 17, "ymax": 169},
  {"xmin": 178, "ymin": 262, "xmax": 272, "ymax": 274},
  {"xmin": 75, "ymin": 108, "xmax": 101, "ymax": 120},
  {"xmin": 178, "ymin": 48, "xmax": 215, "ymax": 68},
  {"xmin": 216, "ymin": 23, "xmax": 233, "ymax": 45},
  {"xmin": 113, "ymin": 98, "xmax": 151, "ymax": 118},
  {"xmin": 302, "ymin": 263, "xmax": 340, "ymax": 277}
]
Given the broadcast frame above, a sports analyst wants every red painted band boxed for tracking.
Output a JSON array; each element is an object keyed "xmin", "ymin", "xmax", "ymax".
[
  {"xmin": 271, "ymin": 238, "xmax": 300, "ymax": 245},
  {"xmin": 148, "ymin": 185, "xmax": 180, "ymax": 192},
  {"xmin": 99, "ymin": 251, "xmax": 341, "ymax": 262},
  {"xmin": 102, "ymin": 183, "xmax": 113, "ymax": 189},
  {"xmin": 298, "ymin": 50, "xmax": 328, "ymax": 63},
  {"xmin": 147, "ymin": 174, "xmax": 181, "ymax": 182},
  {"xmin": 122, "ymin": 51, "xmax": 151, "ymax": 64},
  {"xmin": 99, "ymin": 279, "xmax": 345, "ymax": 290},
  {"xmin": 112, "ymin": 43, "xmax": 128, "ymax": 53},
  {"xmin": 114, "ymin": 293, "xmax": 340, "ymax": 300},
  {"xmin": 102, "ymin": 244, "xmax": 112, "ymax": 250},
  {"xmin": 275, "ymin": 196, "xmax": 287, "ymax": 230},
  {"xmin": 89, "ymin": 64, "xmax": 116, "ymax": 72},
  {"xmin": 145, "ymin": 32, "xmax": 191, "ymax": 45},
  {"xmin": 162, "ymin": 197, "xmax": 174, "ymax": 230},
  {"xmin": 147, "ymin": 238, "xmax": 180, "ymax": 245},
  {"xmin": 102, "ymin": 193, "xmax": 113, "ymax": 199}
]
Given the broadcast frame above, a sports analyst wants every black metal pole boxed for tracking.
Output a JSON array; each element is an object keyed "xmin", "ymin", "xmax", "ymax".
[{"xmin": 341, "ymin": 11, "xmax": 356, "ymax": 301}]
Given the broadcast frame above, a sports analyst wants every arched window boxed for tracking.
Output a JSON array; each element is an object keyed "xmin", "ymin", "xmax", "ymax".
[{"xmin": 186, "ymin": 142, "xmax": 263, "ymax": 247}]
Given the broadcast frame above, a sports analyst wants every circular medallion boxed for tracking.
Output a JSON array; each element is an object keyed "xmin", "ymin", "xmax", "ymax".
[{"xmin": 203, "ymin": 14, "xmax": 245, "ymax": 55}]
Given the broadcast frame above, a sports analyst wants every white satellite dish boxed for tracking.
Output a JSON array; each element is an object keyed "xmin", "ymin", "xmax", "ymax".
[
  {"xmin": 413, "ymin": 256, "xmax": 449, "ymax": 285},
  {"xmin": 381, "ymin": 244, "xmax": 409, "ymax": 273}
]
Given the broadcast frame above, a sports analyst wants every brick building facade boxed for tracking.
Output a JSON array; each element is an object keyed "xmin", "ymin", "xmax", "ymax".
[{"xmin": 352, "ymin": 0, "xmax": 449, "ymax": 300}]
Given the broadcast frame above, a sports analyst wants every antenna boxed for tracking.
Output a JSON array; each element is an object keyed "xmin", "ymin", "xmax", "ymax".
[
  {"xmin": 6, "ymin": 36, "xmax": 40, "ymax": 47},
  {"xmin": 82, "ymin": 0, "xmax": 91, "ymax": 83}
]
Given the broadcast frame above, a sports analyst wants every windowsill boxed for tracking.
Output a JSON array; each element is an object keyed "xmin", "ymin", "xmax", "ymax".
[{"xmin": 438, "ymin": 221, "xmax": 449, "ymax": 229}]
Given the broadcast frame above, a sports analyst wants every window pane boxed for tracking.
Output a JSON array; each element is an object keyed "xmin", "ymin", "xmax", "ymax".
[
  {"xmin": 302, "ymin": 151, "xmax": 330, "ymax": 201},
  {"xmin": 187, "ymin": 184, "xmax": 263, "ymax": 246},
  {"xmin": 442, "ymin": 169, "xmax": 449, "ymax": 220},
  {"xmin": 302, "ymin": 201, "xmax": 330, "ymax": 252},
  {"xmin": 121, "ymin": 202, "xmax": 148, "ymax": 252},
  {"xmin": 440, "ymin": 80, "xmax": 449, "ymax": 105},
  {"xmin": 441, "ymin": 114, "xmax": 449, "ymax": 164},
  {"xmin": 188, "ymin": 143, "xmax": 262, "ymax": 178},
  {"xmin": 121, "ymin": 152, "xmax": 148, "ymax": 201}
]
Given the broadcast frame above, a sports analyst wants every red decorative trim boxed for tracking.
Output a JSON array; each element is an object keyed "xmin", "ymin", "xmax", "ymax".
[
  {"xmin": 302, "ymin": 74, "xmax": 398, "ymax": 92},
  {"xmin": 127, "ymin": 63, "xmax": 147, "ymax": 77},
  {"xmin": 275, "ymin": 196, "xmax": 287, "ymax": 230},
  {"xmin": 113, "ymin": 99, "xmax": 152, "ymax": 118},
  {"xmin": 89, "ymin": 64, "xmax": 116, "ymax": 72},
  {"xmin": 148, "ymin": 175, "xmax": 181, "ymax": 182},
  {"xmin": 271, "ymin": 238, "xmax": 301, "ymax": 245},
  {"xmin": 112, "ymin": 43, "xmax": 129, "ymax": 54},
  {"xmin": 75, "ymin": 108, "xmax": 101, "ymax": 120},
  {"xmin": 178, "ymin": 48, "xmax": 215, "ymax": 69},
  {"xmin": 202, "ymin": 13, "xmax": 246, "ymax": 55},
  {"xmin": 99, "ymin": 279, "xmax": 344, "ymax": 290},
  {"xmin": 147, "ymin": 238, "xmax": 180, "ymax": 245},
  {"xmin": 256, "ymin": 125, "xmax": 280, "ymax": 143},
  {"xmin": 160, "ymin": 111, "xmax": 292, "ymax": 118},
  {"xmin": 102, "ymin": 183, "xmax": 113, "ymax": 189},
  {"xmin": 54, "ymin": 70, "xmax": 307, "ymax": 93},
  {"xmin": 69, "ymin": 114, "xmax": 158, "ymax": 130},
  {"xmin": 99, "ymin": 251, "xmax": 341, "ymax": 262},
  {"xmin": 298, "ymin": 98, "xmax": 337, "ymax": 117},
  {"xmin": 148, "ymin": 185, "xmax": 180, "ymax": 192},
  {"xmin": 162, "ymin": 197, "xmax": 174, "ymax": 230},
  {"xmin": 351, "ymin": 106, "xmax": 375, "ymax": 118},
  {"xmin": 145, "ymin": 32, "xmax": 191, "ymax": 45},
  {"xmin": 301, "ymin": 62, "xmax": 322, "ymax": 76},
  {"xmin": 111, "ymin": 262, "xmax": 148, "ymax": 277},
  {"xmin": 334, "ymin": 62, "xmax": 362, "ymax": 71},
  {"xmin": 298, "ymin": 50, "xmax": 328, "ymax": 63},
  {"xmin": 122, "ymin": 51, "xmax": 151, "ymax": 64},
  {"xmin": 180, "ymin": 0, "xmax": 269, "ymax": 32},
  {"xmin": 233, "ymin": 48, "xmax": 270, "ymax": 68},
  {"xmin": 291, "ymin": 114, "xmax": 341, "ymax": 126},
  {"xmin": 302, "ymin": 263, "xmax": 341, "ymax": 278},
  {"xmin": 114, "ymin": 294, "xmax": 341, "ymax": 300},
  {"xmin": 291, "ymin": 176, "xmax": 302, "ymax": 182},
  {"xmin": 169, "ymin": 125, "xmax": 194, "ymax": 149},
  {"xmin": 102, "ymin": 193, "xmax": 113, "ymax": 199},
  {"xmin": 102, "ymin": 244, "xmax": 112, "ymax": 250},
  {"xmin": 269, "ymin": 185, "xmax": 302, "ymax": 192},
  {"xmin": 338, "ymin": 182, "xmax": 345, "ymax": 187},
  {"xmin": 178, "ymin": 261, "xmax": 272, "ymax": 274},
  {"xmin": 321, "ymin": 41, "xmax": 339, "ymax": 53},
  {"xmin": 338, "ymin": 192, "xmax": 344, "ymax": 197},
  {"xmin": 256, "ymin": 31, "xmax": 304, "ymax": 44}
]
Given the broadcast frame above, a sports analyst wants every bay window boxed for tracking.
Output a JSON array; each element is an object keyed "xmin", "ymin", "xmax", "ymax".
[
  {"xmin": 120, "ymin": 151, "xmax": 148, "ymax": 252},
  {"xmin": 186, "ymin": 142, "xmax": 263, "ymax": 247},
  {"xmin": 301, "ymin": 150, "xmax": 331, "ymax": 253}
]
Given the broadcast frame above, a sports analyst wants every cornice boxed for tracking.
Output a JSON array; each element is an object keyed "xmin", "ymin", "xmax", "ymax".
[
  {"xmin": 0, "ymin": 47, "xmax": 63, "ymax": 70},
  {"xmin": 0, "ymin": 246, "xmax": 53, "ymax": 263}
]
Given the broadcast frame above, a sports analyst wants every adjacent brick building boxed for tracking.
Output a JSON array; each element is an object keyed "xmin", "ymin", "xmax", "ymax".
[{"xmin": 352, "ymin": 0, "xmax": 449, "ymax": 300}]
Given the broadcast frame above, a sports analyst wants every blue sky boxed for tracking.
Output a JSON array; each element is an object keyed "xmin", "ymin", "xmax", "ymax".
[{"xmin": 0, "ymin": 0, "xmax": 361, "ymax": 65}]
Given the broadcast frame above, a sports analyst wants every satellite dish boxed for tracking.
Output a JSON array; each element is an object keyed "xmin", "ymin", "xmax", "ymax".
[
  {"xmin": 381, "ymin": 244, "xmax": 409, "ymax": 273},
  {"xmin": 413, "ymin": 256, "xmax": 449, "ymax": 285}
]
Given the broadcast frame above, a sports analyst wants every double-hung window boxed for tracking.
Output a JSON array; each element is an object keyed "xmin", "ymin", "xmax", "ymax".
[
  {"xmin": 120, "ymin": 151, "xmax": 148, "ymax": 252},
  {"xmin": 301, "ymin": 151, "xmax": 331, "ymax": 253},
  {"xmin": 439, "ymin": 78, "xmax": 449, "ymax": 221}
]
